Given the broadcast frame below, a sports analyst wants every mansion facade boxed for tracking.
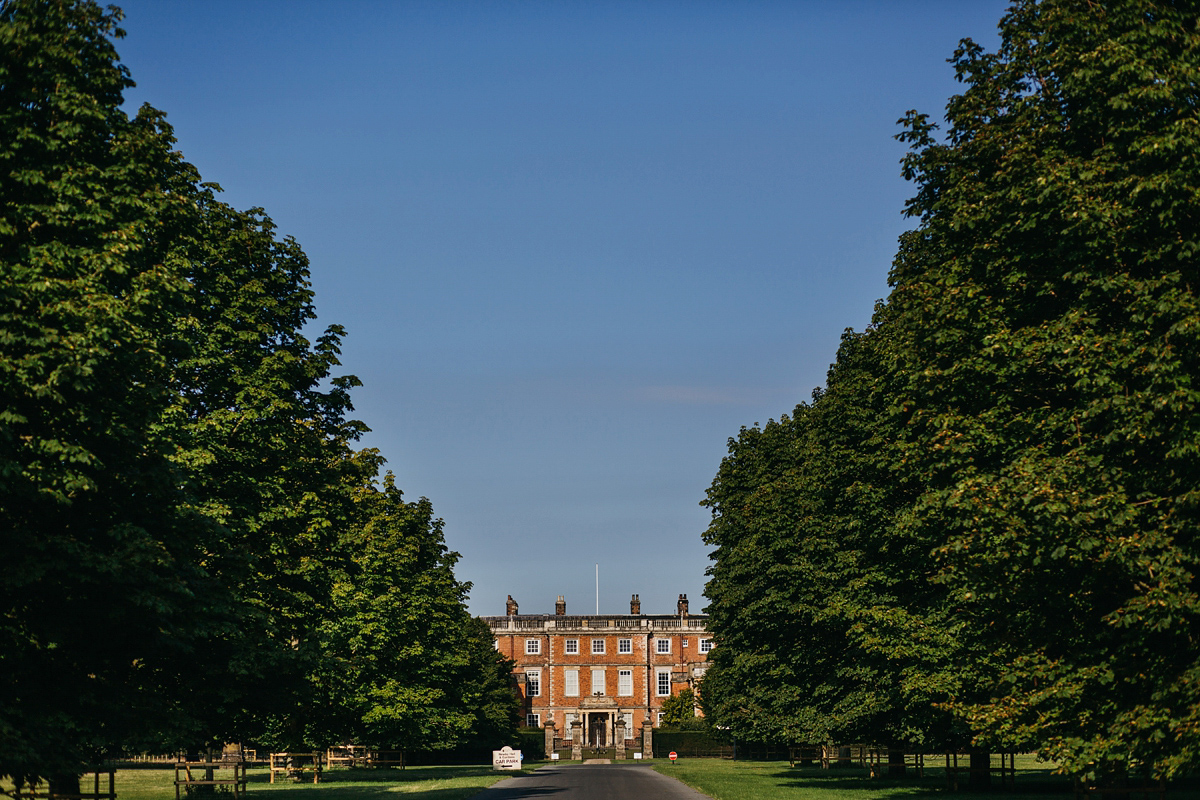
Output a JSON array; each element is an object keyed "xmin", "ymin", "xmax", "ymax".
[{"xmin": 482, "ymin": 593, "xmax": 711, "ymax": 756}]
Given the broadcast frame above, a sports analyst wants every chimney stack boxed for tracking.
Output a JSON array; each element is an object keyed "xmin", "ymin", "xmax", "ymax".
[
  {"xmin": 556, "ymin": 595, "xmax": 566, "ymax": 616},
  {"xmin": 630, "ymin": 594, "xmax": 641, "ymax": 615},
  {"xmin": 677, "ymin": 593, "xmax": 689, "ymax": 617},
  {"xmin": 506, "ymin": 595, "xmax": 518, "ymax": 616}
]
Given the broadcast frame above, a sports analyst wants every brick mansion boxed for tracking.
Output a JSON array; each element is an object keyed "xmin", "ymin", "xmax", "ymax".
[{"xmin": 482, "ymin": 593, "xmax": 711, "ymax": 757}]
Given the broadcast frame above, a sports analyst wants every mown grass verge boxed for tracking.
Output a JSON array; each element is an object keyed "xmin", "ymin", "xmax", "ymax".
[
  {"xmin": 4, "ymin": 765, "xmax": 517, "ymax": 800},
  {"xmin": 648, "ymin": 758, "xmax": 1197, "ymax": 800}
]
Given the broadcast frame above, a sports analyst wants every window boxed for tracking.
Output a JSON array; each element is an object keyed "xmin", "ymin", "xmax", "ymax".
[
  {"xmin": 564, "ymin": 638, "xmax": 578, "ymax": 655},
  {"xmin": 623, "ymin": 712, "xmax": 634, "ymax": 738},
  {"xmin": 591, "ymin": 638, "xmax": 605, "ymax": 655},
  {"xmin": 527, "ymin": 713, "xmax": 540, "ymax": 728},
  {"xmin": 682, "ymin": 638, "xmax": 688, "ymax": 648},
  {"xmin": 618, "ymin": 669, "xmax": 633, "ymax": 696},
  {"xmin": 700, "ymin": 638, "xmax": 713, "ymax": 653},
  {"xmin": 618, "ymin": 638, "xmax": 632, "ymax": 654},
  {"xmin": 526, "ymin": 669, "xmax": 541, "ymax": 697},
  {"xmin": 526, "ymin": 639, "xmax": 540, "ymax": 655},
  {"xmin": 563, "ymin": 713, "xmax": 576, "ymax": 739},
  {"xmin": 656, "ymin": 669, "xmax": 671, "ymax": 696},
  {"xmin": 493, "ymin": 639, "xmax": 499, "ymax": 650},
  {"xmin": 656, "ymin": 638, "xmax": 671, "ymax": 654},
  {"xmin": 564, "ymin": 668, "xmax": 579, "ymax": 697},
  {"xmin": 656, "ymin": 711, "xmax": 664, "ymax": 726},
  {"xmin": 591, "ymin": 668, "xmax": 606, "ymax": 696}
]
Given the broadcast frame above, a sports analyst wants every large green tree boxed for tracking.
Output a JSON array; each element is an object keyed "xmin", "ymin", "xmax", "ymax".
[
  {"xmin": 703, "ymin": 0, "xmax": 1200, "ymax": 783},
  {"xmin": 313, "ymin": 473, "xmax": 520, "ymax": 753},
  {"xmin": 701, "ymin": 325, "xmax": 986, "ymax": 760},
  {"xmin": 701, "ymin": 337, "xmax": 894, "ymax": 748},
  {"xmin": 159, "ymin": 194, "xmax": 375, "ymax": 754},
  {"xmin": 0, "ymin": 0, "xmax": 226, "ymax": 786},
  {"xmin": 1, "ymin": 0, "xmax": 516, "ymax": 784},
  {"xmin": 888, "ymin": 0, "xmax": 1200, "ymax": 780}
]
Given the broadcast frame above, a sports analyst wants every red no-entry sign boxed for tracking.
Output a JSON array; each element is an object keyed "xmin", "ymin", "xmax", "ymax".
[{"xmin": 669, "ymin": 751, "xmax": 678, "ymax": 762}]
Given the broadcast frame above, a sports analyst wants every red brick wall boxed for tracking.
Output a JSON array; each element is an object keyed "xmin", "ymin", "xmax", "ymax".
[{"xmin": 487, "ymin": 618, "xmax": 712, "ymax": 734}]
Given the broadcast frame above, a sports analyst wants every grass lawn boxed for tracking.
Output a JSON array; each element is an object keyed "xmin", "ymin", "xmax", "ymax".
[
  {"xmin": 17, "ymin": 765, "xmax": 521, "ymax": 800},
  {"xmin": 649, "ymin": 759, "xmax": 1056, "ymax": 800},
  {"xmin": 6, "ymin": 759, "xmax": 1195, "ymax": 800},
  {"xmin": 648, "ymin": 758, "xmax": 1196, "ymax": 800}
]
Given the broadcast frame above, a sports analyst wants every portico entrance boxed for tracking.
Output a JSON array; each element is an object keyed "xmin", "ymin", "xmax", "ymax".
[{"xmin": 587, "ymin": 712, "xmax": 608, "ymax": 747}]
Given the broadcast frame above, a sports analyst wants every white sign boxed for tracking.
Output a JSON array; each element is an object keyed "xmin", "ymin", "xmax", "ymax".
[
  {"xmin": 492, "ymin": 746, "xmax": 522, "ymax": 770},
  {"xmin": 550, "ymin": 753, "xmax": 560, "ymax": 760},
  {"xmin": 633, "ymin": 752, "xmax": 643, "ymax": 760}
]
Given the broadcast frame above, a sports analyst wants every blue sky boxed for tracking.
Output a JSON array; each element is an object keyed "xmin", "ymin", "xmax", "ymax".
[{"xmin": 115, "ymin": 0, "xmax": 1008, "ymax": 616}]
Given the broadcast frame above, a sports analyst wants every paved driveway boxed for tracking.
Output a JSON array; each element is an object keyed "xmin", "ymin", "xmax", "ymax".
[{"xmin": 482, "ymin": 764, "xmax": 711, "ymax": 800}]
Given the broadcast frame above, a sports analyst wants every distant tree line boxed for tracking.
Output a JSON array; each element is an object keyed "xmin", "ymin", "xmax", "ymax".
[
  {"xmin": 0, "ymin": 0, "xmax": 518, "ymax": 791},
  {"xmin": 700, "ymin": 0, "xmax": 1199, "ymax": 786}
]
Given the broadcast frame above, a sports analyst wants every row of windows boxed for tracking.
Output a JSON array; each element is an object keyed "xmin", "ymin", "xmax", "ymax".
[
  {"xmin": 523, "ymin": 667, "xmax": 675, "ymax": 697},
  {"xmin": 523, "ymin": 637, "xmax": 713, "ymax": 655}
]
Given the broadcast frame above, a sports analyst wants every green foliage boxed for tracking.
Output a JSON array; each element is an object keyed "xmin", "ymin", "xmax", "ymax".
[
  {"xmin": 0, "ymin": 0, "xmax": 224, "ymax": 783},
  {"xmin": 513, "ymin": 729, "xmax": 544, "ymax": 756},
  {"xmin": 652, "ymin": 729, "xmax": 728, "ymax": 757},
  {"xmin": 702, "ymin": 0, "xmax": 1200, "ymax": 782},
  {"xmin": 886, "ymin": 0, "xmax": 1200, "ymax": 780},
  {"xmin": 660, "ymin": 688, "xmax": 700, "ymax": 729},
  {"xmin": 701, "ymin": 328, "xmax": 976, "ymax": 751},
  {"xmin": 161, "ymin": 193, "xmax": 378, "ymax": 752},
  {"xmin": 315, "ymin": 478, "xmax": 520, "ymax": 752},
  {"xmin": 0, "ymin": 0, "xmax": 517, "ymax": 784}
]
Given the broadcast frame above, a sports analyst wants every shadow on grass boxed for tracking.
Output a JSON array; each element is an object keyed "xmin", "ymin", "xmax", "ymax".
[
  {"xmin": 245, "ymin": 773, "xmax": 563, "ymax": 800},
  {"xmin": 246, "ymin": 766, "xmax": 499, "ymax": 785},
  {"xmin": 760, "ymin": 766, "xmax": 1077, "ymax": 798},
  {"xmin": 238, "ymin": 765, "xmax": 514, "ymax": 799},
  {"xmin": 243, "ymin": 788, "xmax": 499, "ymax": 800}
]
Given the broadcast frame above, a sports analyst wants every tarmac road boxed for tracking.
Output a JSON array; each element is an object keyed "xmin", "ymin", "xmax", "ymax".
[{"xmin": 481, "ymin": 763, "xmax": 712, "ymax": 800}]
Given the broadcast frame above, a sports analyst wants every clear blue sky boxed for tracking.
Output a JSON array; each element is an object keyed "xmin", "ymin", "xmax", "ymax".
[{"xmin": 115, "ymin": 0, "xmax": 1008, "ymax": 616}]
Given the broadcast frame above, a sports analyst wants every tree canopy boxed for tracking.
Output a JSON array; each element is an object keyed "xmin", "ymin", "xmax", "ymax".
[
  {"xmin": 701, "ymin": 0, "xmax": 1200, "ymax": 782},
  {"xmin": 1, "ymin": 0, "xmax": 220, "ymax": 782},
  {"xmin": 0, "ymin": 0, "xmax": 516, "ymax": 786},
  {"xmin": 660, "ymin": 688, "xmax": 708, "ymax": 730}
]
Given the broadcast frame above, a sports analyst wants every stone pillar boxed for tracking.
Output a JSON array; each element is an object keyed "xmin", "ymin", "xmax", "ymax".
[
  {"xmin": 571, "ymin": 720, "xmax": 583, "ymax": 761},
  {"xmin": 615, "ymin": 718, "xmax": 626, "ymax": 759},
  {"xmin": 544, "ymin": 721, "xmax": 556, "ymax": 759},
  {"xmin": 642, "ymin": 725, "xmax": 653, "ymax": 759}
]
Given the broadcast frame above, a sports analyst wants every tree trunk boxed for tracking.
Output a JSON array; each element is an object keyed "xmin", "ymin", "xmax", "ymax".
[
  {"xmin": 888, "ymin": 746, "xmax": 906, "ymax": 777},
  {"xmin": 1098, "ymin": 763, "xmax": 1130, "ymax": 800},
  {"xmin": 47, "ymin": 774, "xmax": 81, "ymax": 796},
  {"xmin": 968, "ymin": 749, "xmax": 991, "ymax": 790},
  {"xmin": 190, "ymin": 747, "xmax": 215, "ymax": 795},
  {"xmin": 837, "ymin": 746, "xmax": 851, "ymax": 767},
  {"xmin": 206, "ymin": 748, "xmax": 216, "ymax": 787}
]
